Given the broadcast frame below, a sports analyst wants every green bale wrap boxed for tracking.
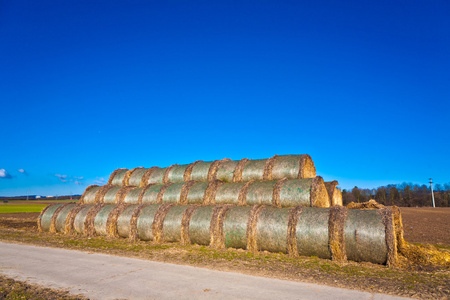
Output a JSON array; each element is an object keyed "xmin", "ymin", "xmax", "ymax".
[
  {"xmin": 141, "ymin": 184, "xmax": 164, "ymax": 204},
  {"xmin": 147, "ymin": 167, "xmax": 167, "ymax": 185},
  {"xmin": 117, "ymin": 205, "xmax": 139, "ymax": 238},
  {"xmin": 38, "ymin": 203, "xmax": 65, "ymax": 232},
  {"xmin": 54, "ymin": 203, "xmax": 77, "ymax": 233},
  {"xmin": 127, "ymin": 168, "xmax": 147, "ymax": 187},
  {"xmin": 241, "ymin": 159, "xmax": 268, "ymax": 182},
  {"xmin": 186, "ymin": 182, "xmax": 208, "ymax": 204},
  {"xmin": 246, "ymin": 181, "xmax": 277, "ymax": 206},
  {"xmin": 255, "ymin": 207, "xmax": 291, "ymax": 253},
  {"xmin": 102, "ymin": 186, "xmax": 122, "ymax": 204},
  {"xmin": 344, "ymin": 209, "xmax": 388, "ymax": 264},
  {"xmin": 162, "ymin": 206, "xmax": 190, "ymax": 242},
  {"xmin": 296, "ymin": 207, "xmax": 332, "ymax": 259},
  {"xmin": 214, "ymin": 182, "xmax": 246, "ymax": 205},
  {"xmin": 216, "ymin": 160, "xmax": 239, "ymax": 182},
  {"xmin": 189, "ymin": 161, "xmax": 212, "ymax": 182},
  {"xmin": 271, "ymin": 154, "xmax": 316, "ymax": 180},
  {"xmin": 124, "ymin": 187, "xmax": 144, "ymax": 204},
  {"xmin": 222, "ymin": 206, "xmax": 252, "ymax": 249},
  {"xmin": 81, "ymin": 186, "xmax": 101, "ymax": 204},
  {"xmin": 161, "ymin": 182, "xmax": 184, "ymax": 204},
  {"xmin": 167, "ymin": 164, "xmax": 189, "ymax": 183},
  {"xmin": 137, "ymin": 204, "xmax": 162, "ymax": 241},
  {"xmin": 110, "ymin": 169, "xmax": 128, "ymax": 186},
  {"xmin": 73, "ymin": 205, "xmax": 94, "ymax": 234},
  {"xmin": 94, "ymin": 205, "xmax": 116, "ymax": 236},
  {"xmin": 188, "ymin": 206, "xmax": 215, "ymax": 246}
]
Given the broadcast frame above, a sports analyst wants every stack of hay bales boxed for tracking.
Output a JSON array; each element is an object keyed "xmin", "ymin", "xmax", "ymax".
[{"xmin": 38, "ymin": 154, "xmax": 402, "ymax": 266}]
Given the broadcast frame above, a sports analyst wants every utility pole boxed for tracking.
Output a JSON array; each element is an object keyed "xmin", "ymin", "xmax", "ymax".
[{"xmin": 429, "ymin": 178, "xmax": 435, "ymax": 208}]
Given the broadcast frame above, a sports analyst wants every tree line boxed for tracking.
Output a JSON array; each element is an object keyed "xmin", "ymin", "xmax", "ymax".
[{"xmin": 342, "ymin": 183, "xmax": 450, "ymax": 207}]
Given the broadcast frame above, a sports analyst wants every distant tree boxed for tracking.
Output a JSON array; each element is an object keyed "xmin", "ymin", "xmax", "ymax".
[{"xmin": 352, "ymin": 186, "xmax": 361, "ymax": 203}]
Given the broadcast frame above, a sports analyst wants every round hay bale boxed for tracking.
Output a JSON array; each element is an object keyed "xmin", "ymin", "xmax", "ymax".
[
  {"xmin": 207, "ymin": 158, "xmax": 231, "ymax": 181},
  {"xmin": 54, "ymin": 203, "xmax": 77, "ymax": 233},
  {"xmin": 325, "ymin": 181, "xmax": 343, "ymax": 206},
  {"xmin": 161, "ymin": 182, "xmax": 184, "ymax": 204},
  {"xmin": 123, "ymin": 187, "xmax": 144, "ymax": 204},
  {"xmin": 210, "ymin": 205, "xmax": 233, "ymax": 248},
  {"xmin": 189, "ymin": 161, "xmax": 212, "ymax": 182},
  {"xmin": 115, "ymin": 186, "xmax": 135, "ymax": 204},
  {"xmin": 38, "ymin": 203, "xmax": 65, "ymax": 232},
  {"xmin": 391, "ymin": 206, "xmax": 405, "ymax": 251},
  {"xmin": 167, "ymin": 164, "xmax": 189, "ymax": 183},
  {"xmin": 245, "ymin": 181, "xmax": 278, "ymax": 206},
  {"xmin": 347, "ymin": 199, "xmax": 385, "ymax": 209},
  {"xmin": 232, "ymin": 158, "xmax": 249, "ymax": 182},
  {"xmin": 183, "ymin": 160, "xmax": 202, "ymax": 181},
  {"xmin": 379, "ymin": 207, "xmax": 398, "ymax": 267},
  {"xmin": 271, "ymin": 154, "xmax": 316, "ymax": 180},
  {"xmin": 93, "ymin": 205, "xmax": 116, "ymax": 236},
  {"xmin": 181, "ymin": 205, "xmax": 199, "ymax": 245},
  {"xmin": 278, "ymin": 177, "xmax": 329, "ymax": 207},
  {"xmin": 328, "ymin": 205, "xmax": 348, "ymax": 262},
  {"xmin": 84, "ymin": 204, "xmax": 107, "ymax": 237},
  {"xmin": 126, "ymin": 167, "xmax": 147, "ymax": 187},
  {"xmin": 255, "ymin": 207, "xmax": 291, "ymax": 253},
  {"xmin": 204, "ymin": 180, "xmax": 225, "ymax": 205},
  {"xmin": 222, "ymin": 206, "xmax": 253, "ymax": 249},
  {"xmin": 116, "ymin": 204, "xmax": 140, "ymax": 238},
  {"xmin": 141, "ymin": 184, "xmax": 165, "ymax": 204},
  {"xmin": 215, "ymin": 160, "xmax": 240, "ymax": 182},
  {"xmin": 64, "ymin": 204, "xmax": 87, "ymax": 234},
  {"xmin": 106, "ymin": 204, "xmax": 128, "ymax": 237},
  {"xmin": 241, "ymin": 159, "xmax": 267, "ymax": 182},
  {"xmin": 49, "ymin": 203, "xmax": 71, "ymax": 233},
  {"xmin": 188, "ymin": 206, "xmax": 215, "ymax": 246},
  {"xmin": 179, "ymin": 181, "xmax": 198, "ymax": 205},
  {"xmin": 162, "ymin": 165, "xmax": 176, "ymax": 184},
  {"xmin": 246, "ymin": 205, "xmax": 265, "ymax": 252},
  {"xmin": 162, "ymin": 205, "xmax": 190, "ymax": 243},
  {"xmin": 73, "ymin": 205, "xmax": 95, "ymax": 234},
  {"xmin": 99, "ymin": 186, "xmax": 121, "ymax": 204},
  {"xmin": 287, "ymin": 206, "xmax": 303, "ymax": 257},
  {"xmin": 95, "ymin": 185, "xmax": 114, "ymax": 204},
  {"xmin": 147, "ymin": 167, "xmax": 167, "ymax": 185},
  {"xmin": 152, "ymin": 203, "xmax": 175, "ymax": 243},
  {"xmin": 296, "ymin": 207, "xmax": 332, "ymax": 259},
  {"xmin": 344, "ymin": 209, "xmax": 392, "ymax": 264},
  {"xmin": 156, "ymin": 183, "xmax": 173, "ymax": 204},
  {"xmin": 79, "ymin": 185, "xmax": 100, "ymax": 204},
  {"xmin": 214, "ymin": 182, "xmax": 246, "ymax": 205},
  {"xmin": 186, "ymin": 182, "xmax": 209, "ymax": 204},
  {"xmin": 140, "ymin": 167, "xmax": 160, "ymax": 187},
  {"xmin": 137, "ymin": 204, "xmax": 162, "ymax": 241},
  {"xmin": 109, "ymin": 169, "xmax": 128, "ymax": 186}
]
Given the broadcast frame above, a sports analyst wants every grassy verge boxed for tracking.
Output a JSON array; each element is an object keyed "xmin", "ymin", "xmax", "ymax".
[
  {"xmin": 0, "ymin": 225, "xmax": 448, "ymax": 299},
  {"xmin": 0, "ymin": 204, "xmax": 48, "ymax": 214}
]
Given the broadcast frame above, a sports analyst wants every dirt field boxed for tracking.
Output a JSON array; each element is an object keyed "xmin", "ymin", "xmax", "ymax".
[{"xmin": 400, "ymin": 207, "xmax": 450, "ymax": 246}]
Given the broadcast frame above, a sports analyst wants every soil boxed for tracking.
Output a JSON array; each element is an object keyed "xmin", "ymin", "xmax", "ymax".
[
  {"xmin": 0, "ymin": 208, "xmax": 449, "ymax": 299},
  {"xmin": 400, "ymin": 207, "xmax": 450, "ymax": 245}
]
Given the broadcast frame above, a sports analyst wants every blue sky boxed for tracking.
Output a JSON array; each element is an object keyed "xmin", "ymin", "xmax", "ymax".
[{"xmin": 1, "ymin": 1, "xmax": 449, "ymax": 196}]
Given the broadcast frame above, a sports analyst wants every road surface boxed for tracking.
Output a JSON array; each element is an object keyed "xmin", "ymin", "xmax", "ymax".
[{"xmin": 0, "ymin": 241, "xmax": 410, "ymax": 300}]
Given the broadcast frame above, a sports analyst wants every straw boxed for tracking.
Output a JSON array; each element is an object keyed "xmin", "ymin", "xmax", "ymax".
[
  {"xmin": 116, "ymin": 204, "xmax": 139, "ymax": 238},
  {"xmin": 204, "ymin": 180, "xmax": 225, "ymax": 205},
  {"xmin": 325, "ymin": 181, "xmax": 343, "ymax": 206},
  {"xmin": 140, "ymin": 167, "xmax": 160, "ymax": 187},
  {"xmin": 162, "ymin": 205, "xmax": 189, "ymax": 243},
  {"xmin": 84, "ymin": 204, "xmax": 107, "ymax": 237},
  {"xmin": 241, "ymin": 159, "xmax": 267, "ymax": 182},
  {"xmin": 79, "ymin": 185, "xmax": 100, "ymax": 204},
  {"xmin": 152, "ymin": 203, "xmax": 175, "ymax": 243},
  {"xmin": 126, "ymin": 167, "xmax": 147, "ymax": 187},
  {"xmin": 181, "ymin": 205, "xmax": 199, "ymax": 245},
  {"xmin": 107, "ymin": 168, "xmax": 128, "ymax": 185},
  {"xmin": 136, "ymin": 204, "xmax": 162, "ymax": 241},
  {"xmin": 246, "ymin": 205, "xmax": 265, "ymax": 252},
  {"xmin": 232, "ymin": 158, "xmax": 249, "ymax": 182},
  {"xmin": 328, "ymin": 205, "xmax": 348, "ymax": 262},
  {"xmin": 64, "ymin": 204, "xmax": 87, "ymax": 234},
  {"xmin": 188, "ymin": 206, "xmax": 215, "ymax": 246},
  {"xmin": 179, "ymin": 181, "xmax": 198, "ymax": 205},
  {"xmin": 183, "ymin": 160, "xmax": 202, "ymax": 181},
  {"xmin": 167, "ymin": 164, "xmax": 189, "ymax": 183},
  {"xmin": 73, "ymin": 205, "xmax": 94, "ymax": 234},
  {"xmin": 38, "ymin": 204, "xmax": 64, "ymax": 232},
  {"xmin": 208, "ymin": 158, "xmax": 231, "ymax": 181},
  {"xmin": 287, "ymin": 206, "xmax": 303, "ymax": 257},
  {"xmin": 140, "ymin": 184, "xmax": 164, "ymax": 204},
  {"xmin": 93, "ymin": 205, "xmax": 116, "ymax": 236},
  {"xmin": 49, "ymin": 203, "xmax": 73, "ymax": 234},
  {"xmin": 255, "ymin": 207, "xmax": 291, "ymax": 253},
  {"xmin": 215, "ymin": 159, "xmax": 238, "ymax": 182},
  {"xmin": 54, "ymin": 203, "xmax": 77, "ymax": 233},
  {"xmin": 163, "ymin": 165, "xmax": 177, "ymax": 184}
]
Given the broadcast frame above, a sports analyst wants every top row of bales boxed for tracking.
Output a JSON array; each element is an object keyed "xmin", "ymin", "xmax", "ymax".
[{"xmin": 108, "ymin": 155, "xmax": 316, "ymax": 187}]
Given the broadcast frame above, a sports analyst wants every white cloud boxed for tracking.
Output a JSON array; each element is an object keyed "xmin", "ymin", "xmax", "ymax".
[
  {"xmin": 18, "ymin": 169, "xmax": 25, "ymax": 173},
  {"xmin": 0, "ymin": 169, "xmax": 12, "ymax": 179},
  {"xmin": 93, "ymin": 177, "xmax": 106, "ymax": 185}
]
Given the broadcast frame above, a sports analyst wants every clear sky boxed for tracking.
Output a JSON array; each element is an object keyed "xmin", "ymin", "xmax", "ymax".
[{"xmin": 1, "ymin": 1, "xmax": 449, "ymax": 196}]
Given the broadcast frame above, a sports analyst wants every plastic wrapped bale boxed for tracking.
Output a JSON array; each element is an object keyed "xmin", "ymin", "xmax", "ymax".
[
  {"xmin": 161, "ymin": 205, "xmax": 190, "ymax": 243},
  {"xmin": 53, "ymin": 203, "xmax": 77, "ymax": 233},
  {"xmin": 215, "ymin": 160, "xmax": 240, "ymax": 182},
  {"xmin": 100, "ymin": 186, "xmax": 122, "ymax": 204},
  {"xmin": 188, "ymin": 206, "xmax": 215, "ymax": 246},
  {"xmin": 241, "ymin": 158, "xmax": 273, "ymax": 182},
  {"xmin": 214, "ymin": 182, "xmax": 248, "ymax": 206},
  {"xmin": 295, "ymin": 207, "xmax": 332, "ymax": 259},
  {"xmin": 344, "ymin": 208, "xmax": 396, "ymax": 265},
  {"xmin": 186, "ymin": 182, "xmax": 209, "ymax": 204},
  {"xmin": 245, "ymin": 181, "xmax": 278, "ymax": 206},
  {"xmin": 140, "ymin": 184, "xmax": 165, "ymax": 204},
  {"xmin": 123, "ymin": 187, "xmax": 144, "ymax": 204},
  {"xmin": 93, "ymin": 205, "xmax": 116, "ymax": 236},
  {"xmin": 125, "ymin": 167, "xmax": 147, "ymax": 187},
  {"xmin": 255, "ymin": 207, "xmax": 291, "ymax": 253},
  {"xmin": 116, "ymin": 205, "xmax": 140, "ymax": 238},
  {"xmin": 324, "ymin": 181, "xmax": 343, "ymax": 206},
  {"xmin": 136, "ymin": 204, "xmax": 163, "ymax": 241},
  {"xmin": 188, "ymin": 161, "xmax": 211, "ymax": 182},
  {"xmin": 108, "ymin": 169, "xmax": 128, "ymax": 186},
  {"xmin": 140, "ymin": 167, "xmax": 160, "ymax": 186},
  {"xmin": 270, "ymin": 155, "xmax": 316, "ymax": 180},
  {"xmin": 166, "ymin": 164, "xmax": 189, "ymax": 183},
  {"xmin": 222, "ymin": 206, "xmax": 253, "ymax": 249},
  {"xmin": 146, "ymin": 167, "xmax": 168, "ymax": 185},
  {"xmin": 64, "ymin": 204, "xmax": 88, "ymax": 234},
  {"xmin": 72, "ymin": 205, "xmax": 95, "ymax": 234},
  {"xmin": 152, "ymin": 204, "xmax": 176, "ymax": 242},
  {"xmin": 161, "ymin": 182, "xmax": 184, "ymax": 204},
  {"xmin": 105, "ymin": 204, "xmax": 129, "ymax": 237},
  {"xmin": 277, "ymin": 177, "xmax": 329, "ymax": 208},
  {"xmin": 80, "ymin": 185, "xmax": 101, "ymax": 204},
  {"xmin": 38, "ymin": 203, "xmax": 65, "ymax": 232}
]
